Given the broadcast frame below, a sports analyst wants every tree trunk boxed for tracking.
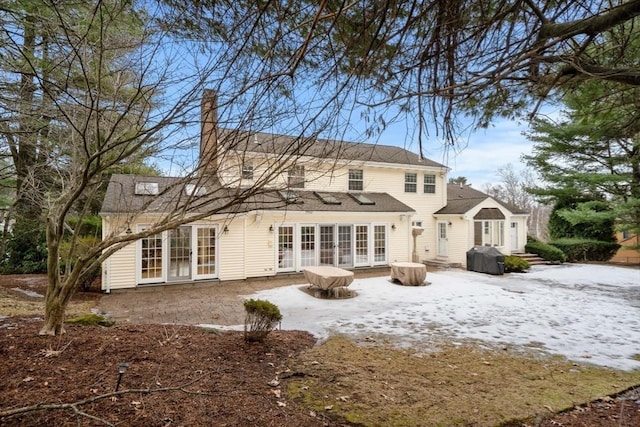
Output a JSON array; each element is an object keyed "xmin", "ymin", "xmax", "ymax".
[
  {"xmin": 39, "ymin": 289, "xmax": 68, "ymax": 336},
  {"xmin": 40, "ymin": 218, "xmax": 66, "ymax": 335}
]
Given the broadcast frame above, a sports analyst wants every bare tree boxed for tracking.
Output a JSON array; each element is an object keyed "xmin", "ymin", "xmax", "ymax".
[
  {"xmin": 0, "ymin": 0, "xmax": 373, "ymax": 335},
  {"xmin": 159, "ymin": 0, "xmax": 640, "ymax": 148},
  {"xmin": 2, "ymin": 0, "xmax": 639, "ymax": 335},
  {"xmin": 483, "ymin": 164, "xmax": 550, "ymax": 240}
]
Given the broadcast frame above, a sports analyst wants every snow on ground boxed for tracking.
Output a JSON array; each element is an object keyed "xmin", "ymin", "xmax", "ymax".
[{"xmin": 220, "ymin": 264, "xmax": 640, "ymax": 371}]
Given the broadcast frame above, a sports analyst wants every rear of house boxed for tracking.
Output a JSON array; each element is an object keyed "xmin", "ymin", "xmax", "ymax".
[{"xmin": 99, "ymin": 90, "xmax": 529, "ymax": 291}]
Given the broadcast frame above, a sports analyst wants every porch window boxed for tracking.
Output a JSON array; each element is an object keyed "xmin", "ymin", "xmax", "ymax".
[
  {"xmin": 348, "ymin": 169, "xmax": 363, "ymax": 191},
  {"xmin": 404, "ymin": 173, "xmax": 417, "ymax": 193},
  {"xmin": 288, "ymin": 165, "xmax": 305, "ymax": 188},
  {"xmin": 423, "ymin": 174, "xmax": 436, "ymax": 194},
  {"xmin": 475, "ymin": 220, "xmax": 505, "ymax": 247}
]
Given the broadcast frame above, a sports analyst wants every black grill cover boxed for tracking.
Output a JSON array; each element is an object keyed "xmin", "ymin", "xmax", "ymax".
[{"xmin": 466, "ymin": 246, "xmax": 505, "ymax": 275}]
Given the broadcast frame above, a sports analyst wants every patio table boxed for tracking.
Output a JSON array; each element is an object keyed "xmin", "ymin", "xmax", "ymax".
[
  {"xmin": 302, "ymin": 266, "xmax": 354, "ymax": 290},
  {"xmin": 390, "ymin": 262, "xmax": 427, "ymax": 286}
]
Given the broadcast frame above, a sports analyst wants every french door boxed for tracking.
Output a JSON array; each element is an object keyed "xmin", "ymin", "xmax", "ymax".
[
  {"xmin": 277, "ymin": 223, "xmax": 387, "ymax": 271},
  {"xmin": 139, "ymin": 224, "xmax": 218, "ymax": 285},
  {"xmin": 169, "ymin": 227, "xmax": 191, "ymax": 281}
]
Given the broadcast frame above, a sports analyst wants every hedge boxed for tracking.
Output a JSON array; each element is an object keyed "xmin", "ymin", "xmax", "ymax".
[
  {"xmin": 550, "ymin": 238, "xmax": 620, "ymax": 262},
  {"xmin": 525, "ymin": 237, "xmax": 567, "ymax": 263}
]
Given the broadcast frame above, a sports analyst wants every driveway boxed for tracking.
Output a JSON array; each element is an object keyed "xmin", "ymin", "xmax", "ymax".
[{"xmin": 242, "ymin": 264, "xmax": 640, "ymax": 371}]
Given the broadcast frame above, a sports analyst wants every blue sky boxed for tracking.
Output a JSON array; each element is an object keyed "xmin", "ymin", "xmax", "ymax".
[{"xmin": 360, "ymin": 117, "xmax": 536, "ymax": 190}]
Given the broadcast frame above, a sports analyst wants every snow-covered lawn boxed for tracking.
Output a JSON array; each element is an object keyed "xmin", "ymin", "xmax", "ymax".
[{"xmin": 247, "ymin": 264, "xmax": 640, "ymax": 371}]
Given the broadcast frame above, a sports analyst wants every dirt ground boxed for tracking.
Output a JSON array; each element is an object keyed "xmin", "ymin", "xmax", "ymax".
[{"xmin": 1, "ymin": 274, "xmax": 639, "ymax": 426}]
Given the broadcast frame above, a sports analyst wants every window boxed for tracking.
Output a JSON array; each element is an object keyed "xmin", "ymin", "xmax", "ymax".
[
  {"xmin": 300, "ymin": 226, "xmax": 316, "ymax": 267},
  {"xmin": 355, "ymin": 225, "xmax": 369, "ymax": 265},
  {"xmin": 196, "ymin": 228, "xmax": 216, "ymax": 276},
  {"xmin": 477, "ymin": 220, "xmax": 505, "ymax": 247},
  {"xmin": 135, "ymin": 182, "xmax": 158, "ymax": 195},
  {"xmin": 349, "ymin": 193, "xmax": 375, "ymax": 205},
  {"xmin": 185, "ymin": 184, "xmax": 206, "ymax": 196},
  {"xmin": 242, "ymin": 162, "xmax": 254, "ymax": 180},
  {"xmin": 412, "ymin": 220, "xmax": 423, "ymax": 227},
  {"xmin": 288, "ymin": 165, "xmax": 305, "ymax": 188},
  {"xmin": 139, "ymin": 226, "xmax": 163, "ymax": 282},
  {"xmin": 622, "ymin": 230, "xmax": 630, "ymax": 239},
  {"xmin": 348, "ymin": 169, "xmax": 363, "ymax": 191},
  {"xmin": 277, "ymin": 226, "xmax": 295, "ymax": 270},
  {"xmin": 374, "ymin": 225, "xmax": 387, "ymax": 263},
  {"xmin": 404, "ymin": 173, "xmax": 417, "ymax": 193},
  {"xmin": 314, "ymin": 192, "xmax": 341, "ymax": 205},
  {"xmin": 424, "ymin": 174, "xmax": 436, "ymax": 194}
]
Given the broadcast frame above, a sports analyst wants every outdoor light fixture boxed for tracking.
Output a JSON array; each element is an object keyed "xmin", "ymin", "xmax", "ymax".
[
  {"xmin": 223, "ymin": 225, "xmax": 229, "ymax": 234},
  {"xmin": 269, "ymin": 225, "xmax": 274, "ymax": 233},
  {"xmin": 125, "ymin": 223, "xmax": 132, "ymax": 234},
  {"xmin": 115, "ymin": 362, "xmax": 130, "ymax": 391},
  {"xmin": 391, "ymin": 224, "xmax": 396, "ymax": 230}
]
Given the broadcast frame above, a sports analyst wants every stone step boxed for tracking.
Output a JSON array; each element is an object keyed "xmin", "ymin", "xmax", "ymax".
[{"xmin": 512, "ymin": 253, "xmax": 547, "ymax": 265}]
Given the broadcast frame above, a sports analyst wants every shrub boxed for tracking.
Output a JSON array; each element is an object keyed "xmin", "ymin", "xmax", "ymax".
[
  {"xmin": 59, "ymin": 236, "xmax": 102, "ymax": 292},
  {"xmin": 550, "ymin": 238, "xmax": 620, "ymax": 262},
  {"xmin": 504, "ymin": 256, "xmax": 530, "ymax": 273},
  {"xmin": 243, "ymin": 299, "xmax": 283, "ymax": 342},
  {"xmin": 525, "ymin": 237, "xmax": 567, "ymax": 263},
  {"xmin": 1, "ymin": 220, "xmax": 47, "ymax": 274}
]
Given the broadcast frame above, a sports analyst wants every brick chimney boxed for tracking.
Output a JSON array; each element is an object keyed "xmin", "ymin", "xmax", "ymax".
[{"xmin": 200, "ymin": 89, "xmax": 218, "ymax": 174}]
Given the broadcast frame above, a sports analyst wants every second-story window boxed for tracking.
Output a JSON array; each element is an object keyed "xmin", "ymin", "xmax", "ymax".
[
  {"xmin": 242, "ymin": 162, "xmax": 254, "ymax": 180},
  {"xmin": 348, "ymin": 169, "xmax": 363, "ymax": 191},
  {"xmin": 404, "ymin": 173, "xmax": 417, "ymax": 193},
  {"xmin": 424, "ymin": 174, "xmax": 436, "ymax": 194},
  {"xmin": 288, "ymin": 165, "xmax": 305, "ymax": 188}
]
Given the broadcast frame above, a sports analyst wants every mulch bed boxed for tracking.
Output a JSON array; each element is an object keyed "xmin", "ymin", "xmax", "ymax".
[
  {"xmin": 1, "ymin": 273, "xmax": 639, "ymax": 426},
  {"xmin": 0, "ymin": 317, "xmax": 329, "ymax": 427}
]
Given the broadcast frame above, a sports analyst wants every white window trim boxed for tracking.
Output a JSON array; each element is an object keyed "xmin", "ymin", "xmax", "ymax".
[
  {"xmin": 137, "ymin": 224, "xmax": 219, "ymax": 285},
  {"xmin": 192, "ymin": 224, "xmax": 219, "ymax": 280},
  {"xmin": 137, "ymin": 224, "xmax": 166, "ymax": 285},
  {"xmin": 404, "ymin": 173, "xmax": 417, "ymax": 193},
  {"xmin": 423, "ymin": 174, "xmax": 436, "ymax": 194},
  {"xmin": 348, "ymin": 169, "xmax": 364, "ymax": 191}
]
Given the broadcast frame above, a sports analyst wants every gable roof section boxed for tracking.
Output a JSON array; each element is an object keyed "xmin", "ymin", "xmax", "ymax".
[
  {"xmin": 435, "ymin": 184, "xmax": 490, "ymax": 215},
  {"xmin": 474, "ymin": 208, "xmax": 505, "ymax": 220},
  {"xmin": 219, "ymin": 129, "xmax": 447, "ymax": 169},
  {"xmin": 435, "ymin": 184, "xmax": 528, "ymax": 216},
  {"xmin": 100, "ymin": 174, "xmax": 414, "ymax": 215}
]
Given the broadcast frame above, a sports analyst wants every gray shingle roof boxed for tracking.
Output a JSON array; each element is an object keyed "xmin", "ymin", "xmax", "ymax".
[
  {"xmin": 100, "ymin": 174, "xmax": 414, "ymax": 215},
  {"xmin": 434, "ymin": 184, "xmax": 529, "ymax": 215},
  {"xmin": 219, "ymin": 129, "xmax": 447, "ymax": 169}
]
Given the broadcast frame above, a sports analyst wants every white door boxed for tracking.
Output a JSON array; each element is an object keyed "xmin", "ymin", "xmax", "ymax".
[
  {"xmin": 337, "ymin": 225, "xmax": 353, "ymax": 268},
  {"xmin": 194, "ymin": 226, "xmax": 217, "ymax": 279},
  {"xmin": 510, "ymin": 222, "xmax": 518, "ymax": 251},
  {"xmin": 169, "ymin": 226, "xmax": 192, "ymax": 281},
  {"xmin": 319, "ymin": 225, "xmax": 335, "ymax": 266},
  {"xmin": 437, "ymin": 222, "xmax": 448, "ymax": 257}
]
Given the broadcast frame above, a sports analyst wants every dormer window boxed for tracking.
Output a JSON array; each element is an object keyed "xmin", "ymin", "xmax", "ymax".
[
  {"xmin": 288, "ymin": 165, "xmax": 305, "ymax": 189},
  {"xmin": 135, "ymin": 182, "xmax": 158, "ymax": 195}
]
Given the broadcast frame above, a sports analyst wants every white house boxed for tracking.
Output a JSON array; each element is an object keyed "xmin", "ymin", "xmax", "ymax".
[{"xmin": 99, "ymin": 90, "xmax": 528, "ymax": 290}]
